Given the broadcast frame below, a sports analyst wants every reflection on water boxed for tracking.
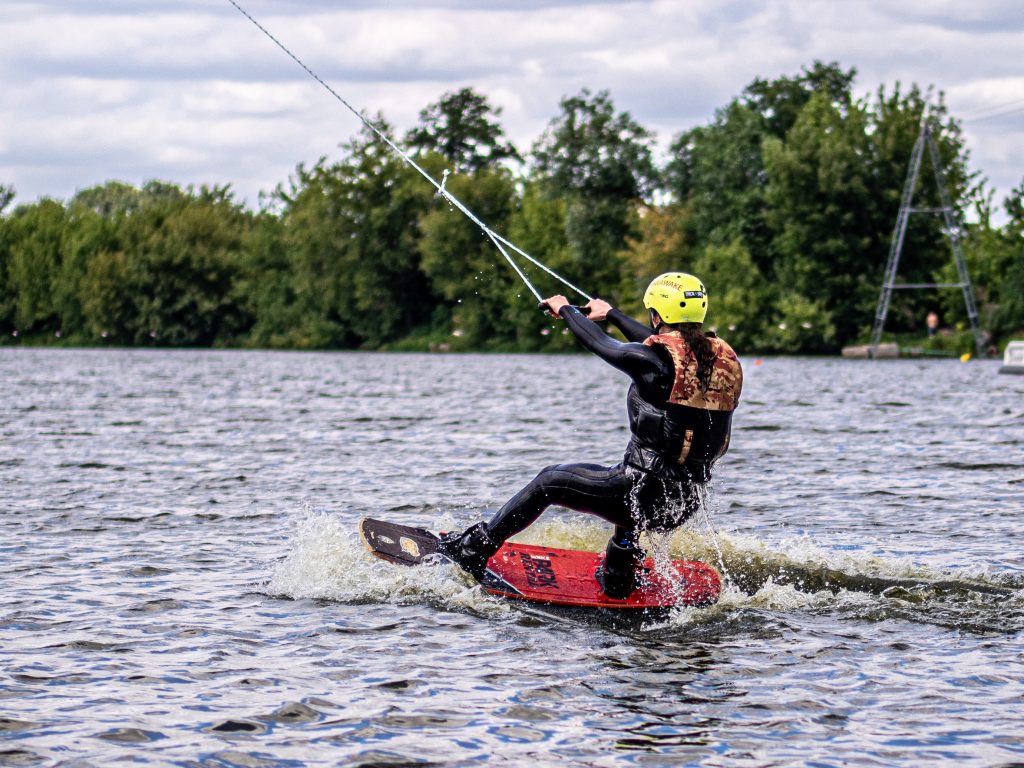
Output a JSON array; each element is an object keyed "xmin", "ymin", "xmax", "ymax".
[{"xmin": 1, "ymin": 349, "xmax": 1023, "ymax": 766}]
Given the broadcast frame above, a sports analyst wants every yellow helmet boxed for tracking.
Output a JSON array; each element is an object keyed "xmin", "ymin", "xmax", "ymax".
[{"xmin": 643, "ymin": 272, "xmax": 708, "ymax": 324}]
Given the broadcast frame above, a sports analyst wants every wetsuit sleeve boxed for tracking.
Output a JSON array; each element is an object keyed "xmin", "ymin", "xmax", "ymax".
[
  {"xmin": 606, "ymin": 307, "xmax": 654, "ymax": 343},
  {"xmin": 559, "ymin": 306, "xmax": 672, "ymax": 392}
]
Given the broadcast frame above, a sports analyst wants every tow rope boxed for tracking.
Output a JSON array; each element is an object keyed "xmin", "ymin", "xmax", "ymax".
[{"xmin": 224, "ymin": 0, "xmax": 592, "ymax": 304}]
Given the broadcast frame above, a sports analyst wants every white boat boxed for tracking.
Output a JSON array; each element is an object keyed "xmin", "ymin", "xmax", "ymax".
[{"xmin": 999, "ymin": 340, "xmax": 1024, "ymax": 375}]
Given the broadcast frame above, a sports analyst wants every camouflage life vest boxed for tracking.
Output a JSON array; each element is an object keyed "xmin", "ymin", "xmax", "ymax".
[
  {"xmin": 643, "ymin": 331, "xmax": 743, "ymax": 411},
  {"xmin": 623, "ymin": 331, "xmax": 742, "ymax": 473}
]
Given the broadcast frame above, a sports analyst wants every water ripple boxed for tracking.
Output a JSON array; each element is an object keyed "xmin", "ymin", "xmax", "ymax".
[{"xmin": 1, "ymin": 350, "xmax": 1022, "ymax": 766}]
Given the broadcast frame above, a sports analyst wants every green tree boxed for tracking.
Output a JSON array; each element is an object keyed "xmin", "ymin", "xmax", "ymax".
[
  {"xmin": 267, "ymin": 160, "xmax": 350, "ymax": 347},
  {"xmin": 762, "ymin": 91, "xmax": 875, "ymax": 346},
  {"xmin": 532, "ymin": 89, "xmax": 658, "ymax": 299},
  {"xmin": 7, "ymin": 199, "xmax": 65, "ymax": 335},
  {"xmin": 80, "ymin": 249, "xmax": 135, "ymax": 342},
  {"xmin": 666, "ymin": 62, "xmax": 859, "ymax": 272},
  {"xmin": 406, "ymin": 87, "xmax": 521, "ymax": 174},
  {"xmin": 56, "ymin": 204, "xmax": 119, "ymax": 339},
  {"xmin": 692, "ymin": 238, "xmax": 772, "ymax": 352},
  {"xmin": 533, "ymin": 89, "xmax": 658, "ymax": 201},
  {"xmin": 81, "ymin": 184, "xmax": 250, "ymax": 345},
  {"xmin": 619, "ymin": 204, "xmax": 692, "ymax": 315},
  {"xmin": 666, "ymin": 103, "xmax": 771, "ymax": 265},
  {"xmin": 142, "ymin": 189, "xmax": 249, "ymax": 345},
  {"xmin": 234, "ymin": 210, "xmax": 297, "ymax": 348},
  {"xmin": 995, "ymin": 182, "xmax": 1024, "ymax": 339},
  {"xmin": 744, "ymin": 61, "xmax": 857, "ymax": 139},
  {"xmin": 72, "ymin": 181, "xmax": 145, "ymax": 217},
  {"xmin": 503, "ymin": 181, "xmax": 580, "ymax": 350},
  {"xmin": 949, "ymin": 181, "xmax": 1024, "ymax": 344},
  {"xmin": 333, "ymin": 130, "xmax": 439, "ymax": 347},
  {"xmin": 419, "ymin": 168, "xmax": 518, "ymax": 347},
  {"xmin": 269, "ymin": 121, "xmax": 439, "ymax": 348}
]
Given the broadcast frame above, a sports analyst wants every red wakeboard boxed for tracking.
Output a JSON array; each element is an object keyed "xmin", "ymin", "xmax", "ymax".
[{"xmin": 359, "ymin": 517, "xmax": 720, "ymax": 609}]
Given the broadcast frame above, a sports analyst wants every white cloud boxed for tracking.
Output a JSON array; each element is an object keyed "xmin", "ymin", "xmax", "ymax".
[{"xmin": 0, "ymin": 0, "xmax": 1020, "ymax": 216}]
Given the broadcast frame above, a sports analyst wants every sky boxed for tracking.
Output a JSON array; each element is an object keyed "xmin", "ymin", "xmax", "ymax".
[{"xmin": 2, "ymin": 0, "xmax": 1023, "ymax": 218}]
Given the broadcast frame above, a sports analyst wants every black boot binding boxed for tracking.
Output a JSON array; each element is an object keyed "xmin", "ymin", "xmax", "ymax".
[
  {"xmin": 437, "ymin": 522, "xmax": 501, "ymax": 579},
  {"xmin": 597, "ymin": 532, "xmax": 644, "ymax": 599}
]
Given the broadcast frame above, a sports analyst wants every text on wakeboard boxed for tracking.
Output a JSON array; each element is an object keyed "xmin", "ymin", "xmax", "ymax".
[{"xmin": 520, "ymin": 553, "xmax": 558, "ymax": 589}]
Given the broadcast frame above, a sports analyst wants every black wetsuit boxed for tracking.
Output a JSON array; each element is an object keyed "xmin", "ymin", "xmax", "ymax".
[{"xmin": 484, "ymin": 306, "xmax": 729, "ymax": 546}]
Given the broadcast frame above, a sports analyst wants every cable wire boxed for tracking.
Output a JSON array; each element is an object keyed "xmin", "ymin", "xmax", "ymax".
[
  {"xmin": 224, "ymin": 0, "xmax": 593, "ymax": 303},
  {"xmin": 960, "ymin": 95, "xmax": 1024, "ymax": 122},
  {"xmin": 964, "ymin": 102, "xmax": 1024, "ymax": 125}
]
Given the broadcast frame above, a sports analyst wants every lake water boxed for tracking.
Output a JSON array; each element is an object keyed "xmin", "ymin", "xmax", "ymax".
[{"xmin": 1, "ymin": 348, "xmax": 1023, "ymax": 766}]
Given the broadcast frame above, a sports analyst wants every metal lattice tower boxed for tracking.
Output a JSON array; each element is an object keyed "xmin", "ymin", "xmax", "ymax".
[{"xmin": 870, "ymin": 121, "xmax": 985, "ymax": 356}]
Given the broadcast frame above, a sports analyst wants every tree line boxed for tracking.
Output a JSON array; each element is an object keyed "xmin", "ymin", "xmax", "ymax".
[{"xmin": 1, "ymin": 62, "xmax": 1021, "ymax": 354}]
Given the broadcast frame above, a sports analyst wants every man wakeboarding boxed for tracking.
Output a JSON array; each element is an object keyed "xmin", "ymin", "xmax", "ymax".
[{"xmin": 438, "ymin": 273, "xmax": 743, "ymax": 599}]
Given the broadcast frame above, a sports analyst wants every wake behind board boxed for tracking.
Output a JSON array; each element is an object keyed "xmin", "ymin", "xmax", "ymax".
[{"xmin": 358, "ymin": 517, "xmax": 721, "ymax": 609}]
